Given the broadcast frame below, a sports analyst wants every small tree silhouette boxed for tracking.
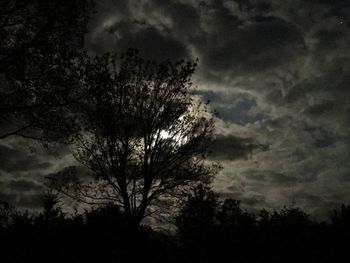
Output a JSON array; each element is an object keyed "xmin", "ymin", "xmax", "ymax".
[
  {"xmin": 270, "ymin": 206, "xmax": 312, "ymax": 228},
  {"xmin": 176, "ymin": 185, "xmax": 219, "ymax": 235},
  {"xmin": 39, "ymin": 191, "xmax": 63, "ymax": 223},
  {"xmin": 217, "ymin": 199, "xmax": 256, "ymax": 228},
  {"xmin": 330, "ymin": 204, "xmax": 350, "ymax": 228},
  {"xmin": 0, "ymin": 200, "xmax": 12, "ymax": 229}
]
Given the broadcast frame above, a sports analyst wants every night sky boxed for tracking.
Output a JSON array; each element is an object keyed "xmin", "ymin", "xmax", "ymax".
[{"xmin": 1, "ymin": 0, "xmax": 350, "ymax": 220}]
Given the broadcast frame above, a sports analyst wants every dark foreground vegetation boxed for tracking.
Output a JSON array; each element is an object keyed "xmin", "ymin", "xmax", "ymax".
[{"xmin": 1, "ymin": 188, "xmax": 350, "ymax": 263}]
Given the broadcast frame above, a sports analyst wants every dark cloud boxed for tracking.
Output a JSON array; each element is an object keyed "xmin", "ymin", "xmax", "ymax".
[
  {"xmin": 15, "ymin": 194, "xmax": 43, "ymax": 209},
  {"xmin": 244, "ymin": 170, "xmax": 299, "ymax": 185},
  {"xmin": 113, "ymin": 26, "xmax": 190, "ymax": 61},
  {"xmin": 0, "ymin": 139, "xmax": 75, "ymax": 210},
  {"xmin": 199, "ymin": 18, "xmax": 306, "ymax": 76},
  {"xmin": 147, "ymin": 0, "xmax": 201, "ymax": 39},
  {"xmin": 209, "ymin": 135, "xmax": 267, "ymax": 160},
  {"xmin": 313, "ymin": 29, "xmax": 345, "ymax": 49},
  {"xmin": 50, "ymin": 165, "xmax": 90, "ymax": 178},
  {"xmin": 270, "ymin": 172, "xmax": 299, "ymax": 185},
  {"xmin": 0, "ymin": 144, "xmax": 51, "ymax": 173},
  {"xmin": 0, "ymin": 192, "xmax": 16, "ymax": 205},
  {"xmin": 6, "ymin": 180, "xmax": 43, "ymax": 192},
  {"xmin": 311, "ymin": 0, "xmax": 350, "ymax": 8},
  {"xmin": 0, "ymin": 192, "xmax": 42, "ymax": 209},
  {"xmin": 86, "ymin": 0, "xmax": 191, "ymax": 61}
]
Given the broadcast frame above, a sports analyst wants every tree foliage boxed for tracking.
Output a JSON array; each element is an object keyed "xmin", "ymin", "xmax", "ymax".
[
  {"xmin": 2, "ymin": 191, "xmax": 350, "ymax": 263},
  {"xmin": 176, "ymin": 184, "xmax": 219, "ymax": 235},
  {"xmin": 49, "ymin": 50, "xmax": 220, "ymax": 227},
  {"xmin": 0, "ymin": 0, "xmax": 93, "ymax": 140}
]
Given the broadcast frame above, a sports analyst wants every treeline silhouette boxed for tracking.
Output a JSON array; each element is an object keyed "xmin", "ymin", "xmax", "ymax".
[{"xmin": 1, "ymin": 188, "xmax": 350, "ymax": 263}]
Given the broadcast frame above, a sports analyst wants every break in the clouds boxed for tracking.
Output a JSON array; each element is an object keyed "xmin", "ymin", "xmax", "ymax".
[{"xmin": 1, "ymin": 0, "xmax": 350, "ymax": 219}]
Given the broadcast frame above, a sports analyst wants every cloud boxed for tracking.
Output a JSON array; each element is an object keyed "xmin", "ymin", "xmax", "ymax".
[
  {"xmin": 0, "ymin": 191, "xmax": 42, "ymax": 209},
  {"xmin": 0, "ymin": 144, "xmax": 51, "ymax": 173},
  {"xmin": 1, "ymin": 0, "xmax": 350, "ymax": 220},
  {"xmin": 85, "ymin": 0, "xmax": 191, "ymax": 61},
  {"xmin": 209, "ymin": 134, "xmax": 267, "ymax": 160},
  {"xmin": 199, "ymin": 17, "xmax": 306, "ymax": 76},
  {"xmin": 0, "ymin": 138, "xmax": 77, "ymax": 208},
  {"xmin": 6, "ymin": 180, "xmax": 43, "ymax": 192}
]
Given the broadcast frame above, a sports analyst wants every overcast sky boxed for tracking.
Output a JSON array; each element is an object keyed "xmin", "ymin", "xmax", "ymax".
[{"xmin": 1, "ymin": 0, "xmax": 350, "ymax": 219}]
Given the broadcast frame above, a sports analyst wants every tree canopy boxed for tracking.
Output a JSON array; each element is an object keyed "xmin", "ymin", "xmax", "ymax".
[
  {"xmin": 49, "ymin": 50, "xmax": 220, "ymax": 227},
  {"xmin": 0, "ymin": 0, "xmax": 93, "ymax": 140}
]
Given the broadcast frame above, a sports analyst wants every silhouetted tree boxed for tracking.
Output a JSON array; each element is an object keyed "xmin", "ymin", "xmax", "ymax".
[
  {"xmin": 0, "ymin": 0, "xmax": 93, "ymax": 140},
  {"xmin": 174, "ymin": 185, "xmax": 220, "ymax": 262},
  {"xmin": 38, "ymin": 191, "xmax": 64, "ymax": 223},
  {"xmin": 84, "ymin": 203, "xmax": 128, "ymax": 233},
  {"xmin": 0, "ymin": 200, "xmax": 12, "ymax": 229},
  {"xmin": 217, "ymin": 199, "xmax": 256, "ymax": 228},
  {"xmin": 49, "ymin": 50, "xmax": 220, "ymax": 228},
  {"xmin": 176, "ymin": 184, "xmax": 219, "ymax": 235},
  {"xmin": 270, "ymin": 206, "xmax": 312, "ymax": 228},
  {"xmin": 217, "ymin": 199, "xmax": 241, "ymax": 224},
  {"xmin": 330, "ymin": 204, "xmax": 350, "ymax": 228},
  {"xmin": 3, "ymin": 195, "xmax": 350, "ymax": 263},
  {"xmin": 258, "ymin": 208, "xmax": 271, "ymax": 228}
]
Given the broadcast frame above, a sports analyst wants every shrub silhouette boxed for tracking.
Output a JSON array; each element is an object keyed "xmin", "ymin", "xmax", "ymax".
[
  {"xmin": 176, "ymin": 184, "xmax": 219, "ymax": 236},
  {"xmin": 2, "ymin": 195, "xmax": 350, "ymax": 262},
  {"xmin": 330, "ymin": 204, "xmax": 350, "ymax": 228}
]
